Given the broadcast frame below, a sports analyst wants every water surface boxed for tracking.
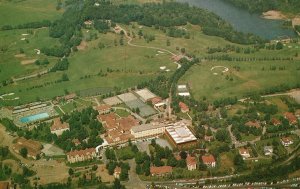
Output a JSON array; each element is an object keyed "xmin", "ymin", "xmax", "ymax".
[{"xmin": 177, "ymin": 0, "xmax": 296, "ymax": 39}]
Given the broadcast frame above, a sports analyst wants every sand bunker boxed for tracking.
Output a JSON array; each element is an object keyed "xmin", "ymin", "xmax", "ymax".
[
  {"xmin": 211, "ymin": 66, "xmax": 229, "ymax": 73},
  {"xmin": 77, "ymin": 40, "xmax": 88, "ymax": 51},
  {"xmin": 34, "ymin": 49, "xmax": 41, "ymax": 55},
  {"xmin": 14, "ymin": 54, "xmax": 26, "ymax": 58},
  {"xmin": 21, "ymin": 59, "xmax": 37, "ymax": 65}
]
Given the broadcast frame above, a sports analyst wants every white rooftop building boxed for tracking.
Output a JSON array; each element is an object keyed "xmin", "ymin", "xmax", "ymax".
[
  {"xmin": 165, "ymin": 124, "xmax": 197, "ymax": 147},
  {"xmin": 131, "ymin": 123, "xmax": 166, "ymax": 139},
  {"xmin": 177, "ymin": 85, "xmax": 190, "ymax": 97},
  {"xmin": 135, "ymin": 88, "xmax": 156, "ymax": 102}
]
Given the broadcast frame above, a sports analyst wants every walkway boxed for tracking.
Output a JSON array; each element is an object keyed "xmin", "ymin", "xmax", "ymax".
[
  {"xmin": 123, "ymin": 159, "xmax": 145, "ymax": 189},
  {"xmin": 13, "ymin": 69, "xmax": 50, "ymax": 82}
]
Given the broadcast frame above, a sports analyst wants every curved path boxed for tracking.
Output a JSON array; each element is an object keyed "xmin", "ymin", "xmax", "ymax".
[
  {"xmin": 13, "ymin": 69, "xmax": 50, "ymax": 82},
  {"xmin": 117, "ymin": 25, "xmax": 182, "ymax": 69}
]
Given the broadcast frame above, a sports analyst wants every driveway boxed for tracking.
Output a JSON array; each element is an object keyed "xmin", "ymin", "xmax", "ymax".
[{"xmin": 123, "ymin": 159, "xmax": 145, "ymax": 189}]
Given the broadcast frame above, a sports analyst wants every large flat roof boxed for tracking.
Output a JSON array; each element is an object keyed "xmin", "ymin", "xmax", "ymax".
[
  {"xmin": 166, "ymin": 125, "xmax": 197, "ymax": 144},
  {"xmin": 131, "ymin": 123, "xmax": 166, "ymax": 133},
  {"xmin": 135, "ymin": 88, "xmax": 156, "ymax": 101},
  {"xmin": 117, "ymin": 92, "xmax": 138, "ymax": 102}
]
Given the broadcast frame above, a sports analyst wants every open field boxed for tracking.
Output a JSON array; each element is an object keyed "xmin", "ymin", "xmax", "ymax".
[
  {"xmin": 0, "ymin": 30, "xmax": 174, "ymax": 105},
  {"xmin": 0, "ymin": 0, "xmax": 62, "ymax": 27},
  {"xmin": 0, "ymin": 27, "xmax": 60, "ymax": 81},
  {"xmin": 115, "ymin": 109, "xmax": 130, "ymax": 117},
  {"xmin": 1, "ymin": 10, "xmax": 300, "ymax": 106},
  {"xmin": 180, "ymin": 60, "xmax": 300, "ymax": 100},
  {"xmin": 122, "ymin": 23, "xmax": 300, "ymax": 58},
  {"xmin": 218, "ymin": 152, "xmax": 235, "ymax": 173}
]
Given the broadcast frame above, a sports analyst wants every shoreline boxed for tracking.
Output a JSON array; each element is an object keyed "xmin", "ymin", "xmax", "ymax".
[
  {"xmin": 262, "ymin": 10, "xmax": 300, "ymax": 36},
  {"xmin": 262, "ymin": 10, "xmax": 287, "ymax": 20}
]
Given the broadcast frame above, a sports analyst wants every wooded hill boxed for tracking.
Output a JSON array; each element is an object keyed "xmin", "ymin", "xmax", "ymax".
[{"xmin": 224, "ymin": 0, "xmax": 300, "ymax": 14}]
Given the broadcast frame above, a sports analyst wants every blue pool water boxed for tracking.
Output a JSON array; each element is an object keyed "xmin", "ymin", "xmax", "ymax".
[{"xmin": 20, "ymin": 113, "xmax": 49, "ymax": 123}]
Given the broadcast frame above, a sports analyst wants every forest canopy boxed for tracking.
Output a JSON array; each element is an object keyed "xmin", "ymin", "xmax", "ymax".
[{"xmin": 224, "ymin": 0, "xmax": 300, "ymax": 13}]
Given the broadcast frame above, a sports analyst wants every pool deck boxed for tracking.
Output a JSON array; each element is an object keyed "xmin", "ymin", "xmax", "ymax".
[{"xmin": 13, "ymin": 104, "xmax": 58, "ymax": 127}]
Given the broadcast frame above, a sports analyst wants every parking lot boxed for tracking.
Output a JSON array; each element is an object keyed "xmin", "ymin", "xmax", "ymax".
[{"xmin": 136, "ymin": 138, "xmax": 172, "ymax": 155}]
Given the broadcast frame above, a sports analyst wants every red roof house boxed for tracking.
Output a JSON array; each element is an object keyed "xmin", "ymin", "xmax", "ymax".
[
  {"xmin": 245, "ymin": 121, "xmax": 261, "ymax": 128},
  {"xmin": 179, "ymin": 102, "xmax": 189, "ymax": 113},
  {"xmin": 201, "ymin": 155, "xmax": 216, "ymax": 168},
  {"xmin": 186, "ymin": 155, "xmax": 197, "ymax": 170},
  {"xmin": 150, "ymin": 166, "xmax": 172, "ymax": 176},
  {"xmin": 284, "ymin": 112, "xmax": 298, "ymax": 125},
  {"xmin": 67, "ymin": 148, "xmax": 97, "ymax": 163},
  {"xmin": 271, "ymin": 118, "xmax": 281, "ymax": 126}
]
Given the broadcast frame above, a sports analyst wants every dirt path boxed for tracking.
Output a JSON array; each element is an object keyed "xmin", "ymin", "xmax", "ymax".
[
  {"xmin": 123, "ymin": 159, "xmax": 145, "ymax": 189},
  {"xmin": 239, "ymin": 89, "xmax": 300, "ymax": 103},
  {"xmin": 12, "ymin": 69, "xmax": 50, "ymax": 82},
  {"xmin": 262, "ymin": 89, "xmax": 300, "ymax": 103},
  {"xmin": 94, "ymin": 97, "xmax": 100, "ymax": 106},
  {"xmin": 116, "ymin": 25, "xmax": 182, "ymax": 69}
]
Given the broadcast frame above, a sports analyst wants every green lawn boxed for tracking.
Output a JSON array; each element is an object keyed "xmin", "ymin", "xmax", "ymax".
[
  {"xmin": 60, "ymin": 102, "xmax": 76, "ymax": 114},
  {"xmin": 180, "ymin": 60, "xmax": 300, "ymax": 101},
  {"xmin": 116, "ymin": 146, "xmax": 135, "ymax": 160},
  {"xmin": 0, "ymin": 0, "xmax": 62, "ymax": 27},
  {"xmin": 240, "ymin": 134, "xmax": 258, "ymax": 142},
  {"xmin": 0, "ymin": 30, "xmax": 174, "ymax": 105},
  {"xmin": 0, "ymin": 27, "xmax": 60, "ymax": 81},
  {"xmin": 54, "ymin": 106, "xmax": 64, "ymax": 116},
  {"xmin": 115, "ymin": 109, "xmax": 130, "ymax": 117},
  {"xmin": 1, "ymin": 13, "xmax": 300, "ymax": 107},
  {"xmin": 255, "ymin": 138, "xmax": 287, "ymax": 157}
]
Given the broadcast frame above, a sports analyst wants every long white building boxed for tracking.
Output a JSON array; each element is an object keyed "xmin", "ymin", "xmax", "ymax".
[{"xmin": 131, "ymin": 123, "xmax": 166, "ymax": 139}]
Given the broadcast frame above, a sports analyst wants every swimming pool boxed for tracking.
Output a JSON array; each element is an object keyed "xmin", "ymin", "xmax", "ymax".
[{"xmin": 20, "ymin": 112, "xmax": 49, "ymax": 123}]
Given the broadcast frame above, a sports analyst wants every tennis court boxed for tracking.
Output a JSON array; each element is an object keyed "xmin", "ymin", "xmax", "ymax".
[{"xmin": 125, "ymin": 99, "xmax": 156, "ymax": 117}]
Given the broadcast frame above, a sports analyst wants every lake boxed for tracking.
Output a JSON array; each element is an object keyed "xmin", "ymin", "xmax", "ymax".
[{"xmin": 177, "ymin": 0, "xmax": 296, "ymax": 40}]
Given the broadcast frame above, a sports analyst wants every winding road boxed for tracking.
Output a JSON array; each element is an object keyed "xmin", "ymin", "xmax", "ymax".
[{"xmin": 116, "ymin": 25, "xmax": 182, "ymax": 69}]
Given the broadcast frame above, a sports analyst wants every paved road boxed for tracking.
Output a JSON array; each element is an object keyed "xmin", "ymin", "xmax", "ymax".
[
  {"xmin": 228, "ymin": 125, "xmax": 266, "ymax": 148},
  {"xmin": 123, "ymin": 159, "xmax": 146, "ymax": 189}
]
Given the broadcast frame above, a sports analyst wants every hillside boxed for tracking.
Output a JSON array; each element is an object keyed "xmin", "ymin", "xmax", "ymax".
[{"xmin": 223, "ymin": 0, "xmax": 300, "ymax": 14}]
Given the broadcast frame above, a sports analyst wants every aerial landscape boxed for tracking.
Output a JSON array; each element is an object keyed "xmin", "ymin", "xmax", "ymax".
[{"xmin": 0, "ymin": 0, "xmax": 300, "ymax": 188}]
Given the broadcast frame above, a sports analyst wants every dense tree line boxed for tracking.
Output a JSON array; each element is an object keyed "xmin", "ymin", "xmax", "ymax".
[
  {"xmin": 54, "ymin": 0, "xmax": 264, "ymax": 45},
  {"xmin": 224, "ymin": 0, "xmax": 300, "ymax": 14},
  {"xmin": 106, "ymin": 161, "xmax": 130, "ymax": 181},
  {"xmin": 232, "ymin": 156, "xmax": 300, "ymax": 182},
  {"xmin": 137, "ymin": 75, "xmax": 169, "ymax": 99},
  {"xmin": 56, "ymin": 107, "xmax": 104, "ymax": 151},
  {"xmin": 1, "ymin": 20, "xmax": 51, "ymax": 31},
  {"xmin": 0, "ymin": 118, "xmax": 20, "ymax": 133},
  {"xmin": 204, "ymin": 55, "xmax": 294, "ymax": 62},
  {"xmin": 50, "ymin": 58, "xmax": 69, "ymax": 72}
]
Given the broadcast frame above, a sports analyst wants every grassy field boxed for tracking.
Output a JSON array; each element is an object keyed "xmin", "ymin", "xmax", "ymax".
[
  {"xmin": 0, "ymin": 0, "xmax": 62, "ymax": 27},
  {"xmin": 1, "ymin": 3, "xmax": 300, "ymax": 106},
  {"xmin": 115, "ymin": 109, "xmax": 130, "ymax": 117},
  {"xmin": 180, "ymin": 60, "xmax": 300, "ymax": 100},
  {"xmin": 0, "ymin": 29, "xmax": 174, "ymax": 105},
  {"xmin": 0, "ymin": 27, "xmax": 60, "ymax": 81}
]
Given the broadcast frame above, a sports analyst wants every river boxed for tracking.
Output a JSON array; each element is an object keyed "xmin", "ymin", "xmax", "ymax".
[{"xmin": 177, "ymin": 0, "xmax": 296, "ymax": 40}]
